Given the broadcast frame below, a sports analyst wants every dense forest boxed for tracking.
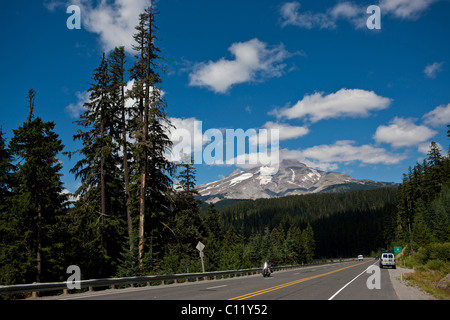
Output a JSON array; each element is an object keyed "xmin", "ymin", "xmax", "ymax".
[
  {"xmin": 218, "ymin": 187, "xmax": 399, "ymax": 259},
  {"xmin": 396, "ymin": 140, "xmax": 450, "ymax": 253},
  {"xmin": 0, "ymin": 5, "xmax": 449, "ymax": 294}
]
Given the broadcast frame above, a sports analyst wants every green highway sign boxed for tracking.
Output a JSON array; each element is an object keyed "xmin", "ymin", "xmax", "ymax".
[{"xmin": 394, "ymin": 246, "xmax": 402, "ymax": 253}]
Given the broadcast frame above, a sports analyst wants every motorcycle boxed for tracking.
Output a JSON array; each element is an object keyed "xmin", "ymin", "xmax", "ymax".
[{"xmin": 262, "ymin": 262, "xmax": 272, "ymax": 277}]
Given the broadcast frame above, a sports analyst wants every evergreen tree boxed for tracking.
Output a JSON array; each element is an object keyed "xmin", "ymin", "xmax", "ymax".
[
  {"xmin": 285, "ymin": 226, "xmax": 302, "ymax": 264},
  {"xmin": 168, "ymin": 157, "xmax": 203, "ymax": 271},
  {"xmin": 129, "ymin": 5, "xmax": 174, "ymax": 269},
  {"xmin": 270, "ymin": 224, "xmax": 286, "ymax": 265},
  {"xmin": 109, "ymin": 46, "xmax": 134, "ymax": 252},
  {"xmin": 221, "ymin": 226, "xmax": 245, "ymax": 269},
  {"xmin": 411, "ymin": 200, "xmax": 430, "ymax": 250},
  {"xmin": 202, "ymin": 203, "xmax": 224, "ymax": 271},
  {"xmin": 0, "ymin": 128, "xmax": 17, "ymax": 285},
  {"xmin": 5, "ymin": 91, "xmax": 66, "ymax": 284},
  {"xmin": 301, "ymin": 224, "xmax": 315, "ymax": 263},
  {"xmin": 426, "ymin": 141, "xmax": 444, "ymax": 197},
  {"xmin": 447, "ymin": 124, "xmax": 450, "ymax": 153},
  {"xmin": 69, "ymin": 54, "xmax": 126, "ymax": 275},
  {"xmin": 0, "ymin": 127, "xmax": 15, "ymax": 207}
]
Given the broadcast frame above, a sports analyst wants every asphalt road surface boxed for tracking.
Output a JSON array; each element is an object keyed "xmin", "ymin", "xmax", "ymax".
[{"xmin": 49, "ymin": 259, "xmax": 398, "ymax": 300}]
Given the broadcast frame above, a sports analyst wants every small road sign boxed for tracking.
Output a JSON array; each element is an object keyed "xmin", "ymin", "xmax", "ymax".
[
  {"xmin": 196, "ymin": 241, "xmax": 205, "ymax": 273},
  {"xmin": 196, "ymin": 241, "xmax": 205, "ymax": 252}
]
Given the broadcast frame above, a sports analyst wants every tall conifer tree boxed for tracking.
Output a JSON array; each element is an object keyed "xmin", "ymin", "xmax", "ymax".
[
  {"xmin": 70, "ymin": 53, "xmax": 123, "ymax": 257},
  {"xmin": 7, "ymin": 90, "xmax": 66, "ymax": 284},
  {"xmin": 129, "ymin": 5, "xmax": 174, "ymax": 269},
  {"xmin": 109, "ymin": 46, "xmax": 134, "ymax": 251}
]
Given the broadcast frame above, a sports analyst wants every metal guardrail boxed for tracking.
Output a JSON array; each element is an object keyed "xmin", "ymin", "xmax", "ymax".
[{"xmin": 0, "ymin": 259, "xmax": 353, "ymax": 297}]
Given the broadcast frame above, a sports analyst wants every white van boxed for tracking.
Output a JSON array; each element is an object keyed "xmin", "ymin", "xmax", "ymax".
[{"xmin": 379, "ymin": 253, "xmax": 396, "ymax": 269}]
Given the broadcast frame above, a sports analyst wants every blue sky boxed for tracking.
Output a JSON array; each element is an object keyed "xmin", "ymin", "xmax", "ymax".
[{"xmin": 1, "ymin": 0, "xmax": 449, "ymax": 194}]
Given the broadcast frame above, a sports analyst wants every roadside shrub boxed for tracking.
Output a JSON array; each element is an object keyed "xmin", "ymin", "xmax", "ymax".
[
  {"xmin": 428, "ymin": 243, "xmax": 450, "ymax": 262},
  {"xmin": 426, "ymin": 259, "xmax": 444, "ymax": 271},
  {"xmin": 414, "ymin": 242, "xmax": 450, "ymax": 265}
]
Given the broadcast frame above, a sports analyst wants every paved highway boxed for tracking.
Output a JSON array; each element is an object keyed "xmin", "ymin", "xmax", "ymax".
[{"xmin": 49, "ymin": 259, "xmax": 397, "ymax": 300}]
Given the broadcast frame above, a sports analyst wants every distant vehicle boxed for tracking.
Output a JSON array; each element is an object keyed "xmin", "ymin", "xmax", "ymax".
[
  {"xmin": 379, "ymin": 253, "xmax": 396, "ymax": 269},
  {"xmin": 358, "ymin": 255, "xmax": 364, "ymax": 261}
]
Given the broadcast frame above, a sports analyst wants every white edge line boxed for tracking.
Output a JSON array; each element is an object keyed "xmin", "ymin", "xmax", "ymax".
[{"xmin": 328, "ymin": 261, "xmax": 377, "ymax": 300}]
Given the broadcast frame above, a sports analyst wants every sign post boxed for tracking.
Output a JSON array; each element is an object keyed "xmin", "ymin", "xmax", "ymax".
[{"xmin": 196, "ymin": 241, "xmax": 205, "ymax": 273}]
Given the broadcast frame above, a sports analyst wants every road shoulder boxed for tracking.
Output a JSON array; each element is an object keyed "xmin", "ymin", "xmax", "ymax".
[{"xmin": 388, "ymin": 266, "xmax": 435, "ymax": 300}]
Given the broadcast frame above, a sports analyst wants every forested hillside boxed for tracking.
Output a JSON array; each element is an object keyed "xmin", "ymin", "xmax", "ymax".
[{"xmin": 218, "ymin": 187, "xmax": 399, "ymax": 259}]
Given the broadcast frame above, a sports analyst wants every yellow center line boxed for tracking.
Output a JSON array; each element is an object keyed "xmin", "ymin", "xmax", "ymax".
[{"xmin": 228, "ymin": 260, "xmax": 370, "ymax": 300}]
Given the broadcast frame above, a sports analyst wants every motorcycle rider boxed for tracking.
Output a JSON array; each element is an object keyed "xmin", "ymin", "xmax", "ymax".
[{"xmin": 263, "ymin": 259, "xmax": 272, "ymax": 274}]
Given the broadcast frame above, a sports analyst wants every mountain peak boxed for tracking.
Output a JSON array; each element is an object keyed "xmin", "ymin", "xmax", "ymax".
[
  {"xmin": 279, "ymin": 158, "xmax": 307, "ymax": 167},
  {"xmin": 197, "ymin": 159, "xmax": 396, "ymax": 202},
  {"xmin": 226, "ymin": 168, "xmax": 243, "ymax": 177}
]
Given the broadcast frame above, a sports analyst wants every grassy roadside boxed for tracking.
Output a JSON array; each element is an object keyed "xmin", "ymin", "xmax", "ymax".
[{"xmin": 397, "ymin": 243, "xmax": 450, "ymax": 300}]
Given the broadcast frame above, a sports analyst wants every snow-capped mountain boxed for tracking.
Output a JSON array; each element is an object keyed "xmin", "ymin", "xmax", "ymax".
[{"xmin": 197, "ymin": 159, "xmax": 396, "ymax": 202}]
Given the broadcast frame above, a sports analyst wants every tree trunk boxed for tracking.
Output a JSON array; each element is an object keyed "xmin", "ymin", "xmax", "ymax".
[
  {"xmin": 100, "ymin": 103, "xmax": 107, "ymax": 253},
  {"xmin": 122, "ymin": 80, "xmax": 133, "ymax": 252},
  {"xmin": 36, "ymin": 202, "xmax": 42, "ymax": 284}
]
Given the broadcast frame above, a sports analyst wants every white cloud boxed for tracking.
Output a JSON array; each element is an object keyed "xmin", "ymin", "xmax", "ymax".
[
  {"xmin": 45, "ymin": 0, "xmax": 151, "ymax": 53},
  {"xmin": 228, "ymin": 138, "xmax": 405, "ymax": 172},
  {"xmin": 299, "ymin": 140, "xmax": 404, "ymax": 165},
  {"xmin": 373, "ymin": 117, "xmax": 437, "ymax": 148},
  {"xmin": 262, "ymin": 121, "xmax": 309, "ymax": 141},
  {"xmin": 280, "ymin": 2, "xmax": 336, "ymax": 29},
  {"xmin": 424, "ymin": 61, "xmax": 444, "ymax": 78},
  {"xmin": 273, "ymin": 88, "xmax": 392, "ymax": 123},
  {"xmin": 280, "ymin": 1, "xmax": 440, "ymax": 30},
  {"xmin": 61, "ymin": 189, "xmax": 80, "ymax": 203},
  {"xmin": 330, "ymin": 2, "xmax": 360, "ymax": 19},
  {"xmin": 277, "ymin": 140, "xmax": 405, "ymax": 171},
  {"xmin": 188, "ymin": 38, "xmax": 294, "ymax": 93},
  {"xmin": 280, "ymin": 1, "xmax": 367, "ymax": 30},
  {"xmin": 329, "ymin": 2, "xmax": 367, "ymax": 29},
  {"xmin": 65, "ymin": 91, "xmax": 89, "ymax": 118},
  {"xmin": 83, "ymin": 0, "xmax": 151, "ymax": 53},
  {"xmin": 422, "ymin": 103, "xmax": 450, "ymax": 127},
  {"xmin": 379, "ymin": 0, "xmax": 438, "ymax": 19},
  {"xmin": 248, "ymin": 121, "xmax": 309, "ymax": 147}
]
